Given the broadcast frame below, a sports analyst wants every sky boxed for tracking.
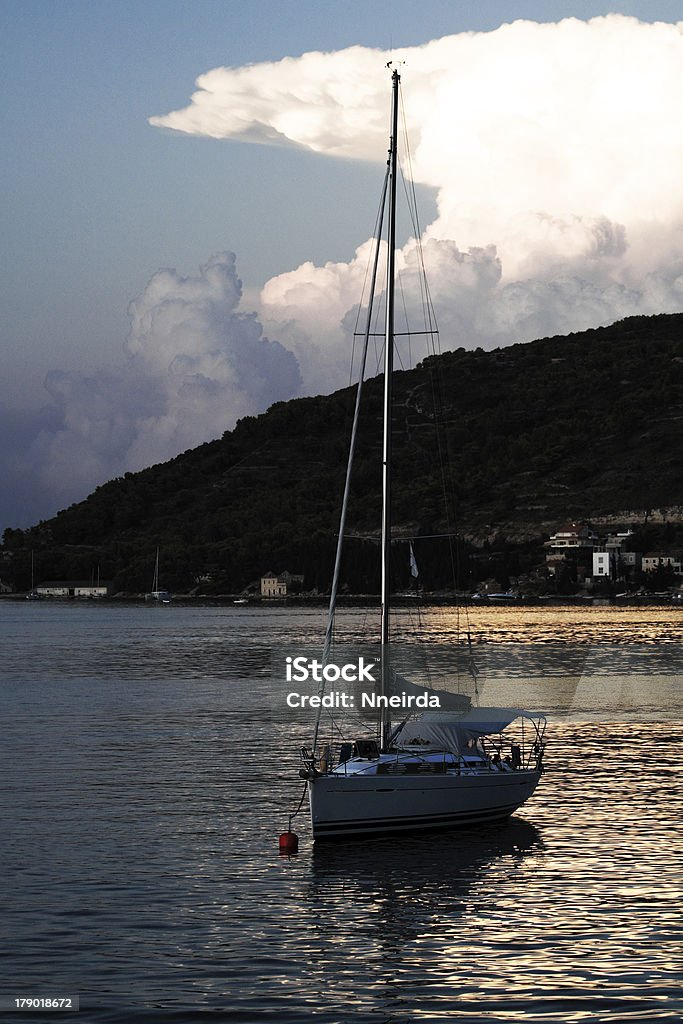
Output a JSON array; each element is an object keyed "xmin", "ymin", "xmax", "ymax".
[{"xmin": 3, "ymin": 0, "xmax": 683, "ymax": 534}]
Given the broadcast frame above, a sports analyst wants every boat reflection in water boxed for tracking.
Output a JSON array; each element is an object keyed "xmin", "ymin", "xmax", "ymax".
[{"xmin": 306, "ymin": 819, "xmax": 542, "ymax": 952}]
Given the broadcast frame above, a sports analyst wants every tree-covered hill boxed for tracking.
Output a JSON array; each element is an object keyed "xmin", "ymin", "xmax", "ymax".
[{"xmin": 2, "ymin": 313, "xmax": 682, "ymax": 593}]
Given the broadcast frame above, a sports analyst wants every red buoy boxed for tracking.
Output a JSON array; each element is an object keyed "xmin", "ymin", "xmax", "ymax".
[{"xmin": 279, "ymin": 830, "xmax": 299, "ymax": 855}]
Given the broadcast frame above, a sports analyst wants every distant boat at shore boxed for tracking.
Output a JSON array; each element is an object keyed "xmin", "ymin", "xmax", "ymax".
[
  {"xmin": 26, "ymin": 551, "xmax": 41, "ymax": 600},
  {"xmin": 146, "ymin": 548, "xmax": 172, "ymax": 603}
]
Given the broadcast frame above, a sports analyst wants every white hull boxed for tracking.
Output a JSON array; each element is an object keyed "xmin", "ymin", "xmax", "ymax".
[{"xmin": 308, "ymin": 769, "xmax": 541, "ymax": 839}]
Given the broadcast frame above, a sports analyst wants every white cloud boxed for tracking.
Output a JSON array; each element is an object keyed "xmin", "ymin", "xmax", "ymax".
[
  {"xmin": 152, "ymin": 14, "xmax": 683, "ymax": 357},
  {"xmin": 124, "ymin": 252, "xmax": 300, "ymax": 466},
  {"xmin": 18, "ymin": 254, "xmax": 301, "ymax": 514},
  {"xmin": 150, "ymin": 46, "xmax": 393, "ymax": 159}
]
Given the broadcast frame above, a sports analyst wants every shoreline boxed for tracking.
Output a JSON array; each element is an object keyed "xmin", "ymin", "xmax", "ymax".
[{"xmin": 3, "ymin": 592, "xmax": 682, "ymax": 607}]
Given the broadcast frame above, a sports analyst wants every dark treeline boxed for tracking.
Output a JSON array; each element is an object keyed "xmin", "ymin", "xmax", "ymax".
[{"xmin": 2, "ymin": 313, "xmax": 682, "ymax": 594}]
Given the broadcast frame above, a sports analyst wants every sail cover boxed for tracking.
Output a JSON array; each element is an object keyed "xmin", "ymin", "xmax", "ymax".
[
  {"xmin": 389, "ymin": 673, "xmax": 472, "ymax": 713},
  {"xmin": 398, "ymin": 707, "xmax": 545, "ymax": 753}
]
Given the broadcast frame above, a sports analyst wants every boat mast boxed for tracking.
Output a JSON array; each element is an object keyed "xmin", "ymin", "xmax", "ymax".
[
  {"xmin": 310, "ymin": 171, "xmax": 389, "ymax": 755},
  {"xmin": 380, "ymin": 65, "xmax": 400, "ymax": 751}
]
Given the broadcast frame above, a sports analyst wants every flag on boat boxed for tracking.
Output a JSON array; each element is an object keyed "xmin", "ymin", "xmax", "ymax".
[{"xmin": 409, "ymin": 542, "xmax": 419, "ymax": 578}]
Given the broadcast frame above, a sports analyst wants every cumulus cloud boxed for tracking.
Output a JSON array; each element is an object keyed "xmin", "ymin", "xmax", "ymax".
[
  {"xmin": 150, "ymin": 46, "xmax": 393, "ymax": 159},
  {"xmin": 11, "ymin": 254, "xmax": 301, "ymax": 522},
  {"xmin": 152, "ymin": 14, "xmax": 683, "ymax": 355},
  {"xmin": 123, "ymin": 252, "xmax": 300, "ymax": 467}
]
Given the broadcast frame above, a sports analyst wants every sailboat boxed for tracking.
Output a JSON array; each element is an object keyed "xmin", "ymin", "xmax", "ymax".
[
  {"xmin": 297, "ymin": 66, "xmax": 546, "ymax": 840},
  {"xmin": 25, "ymin": 549, "xmax": 41, "ymax": 600},
  {"xmin": 147, "ymin": 548, "xmax": 172, "ymax": 603}
]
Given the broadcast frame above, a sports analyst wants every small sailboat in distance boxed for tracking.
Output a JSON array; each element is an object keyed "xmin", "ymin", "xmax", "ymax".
[
  {"xmin": 296, "ymin": 66, "xmax": 546, "ymax": 840},
  {"xmin": 26, "ymin": 550, "xmax": 41, "ymax": 600},
  {"xmin": 147, "ymin": 548, "xmax": 172, "ymax": 603}
]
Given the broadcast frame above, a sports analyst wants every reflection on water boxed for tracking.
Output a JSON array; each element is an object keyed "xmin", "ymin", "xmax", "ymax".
[
  {"xmin": 0, "ymin": 602, "xmax": 681, "ymax": 1022},
  {"xmin": 308, "ymin": 820, "xmax": 542, "ymax": 950},
  {"xmin": 417, "ymin": 603, "xmax": 683, "ymax": 645}
]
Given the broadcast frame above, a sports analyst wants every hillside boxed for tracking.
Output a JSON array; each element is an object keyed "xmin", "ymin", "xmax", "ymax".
[{"xmin": 2, "ymin": 313, "xmax": 683, "ymax": 594}]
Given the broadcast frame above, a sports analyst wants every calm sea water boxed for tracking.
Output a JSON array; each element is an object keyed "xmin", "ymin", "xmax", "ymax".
[{"xmin": 1, "ymin": 601, "xmax": 681, "ymax": 1023}]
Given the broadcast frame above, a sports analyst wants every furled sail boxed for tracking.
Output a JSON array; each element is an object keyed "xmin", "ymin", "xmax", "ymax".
[{"xmin": 397, "ymin": 707, "xmax": 545, "ymax": 753}]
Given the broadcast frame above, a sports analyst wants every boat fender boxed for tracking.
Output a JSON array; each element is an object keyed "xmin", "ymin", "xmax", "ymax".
[{"xmin": 279, "ymin": 831, "xmax": 299, "ymax": 855}]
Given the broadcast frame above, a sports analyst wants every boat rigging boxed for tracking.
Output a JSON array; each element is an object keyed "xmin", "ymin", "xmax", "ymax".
[{"xmin": 289, "ymin": 66, "xmax": 546, "ymax": 842}]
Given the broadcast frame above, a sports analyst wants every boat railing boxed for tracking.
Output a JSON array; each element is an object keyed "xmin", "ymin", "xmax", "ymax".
[
  {"xmin": 303, "ymin": 737, "xmax": 544, "ymax": 777},
  {"xmin": 484, "ymin": 730, "xmax": 545, "ymax": 772}
]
